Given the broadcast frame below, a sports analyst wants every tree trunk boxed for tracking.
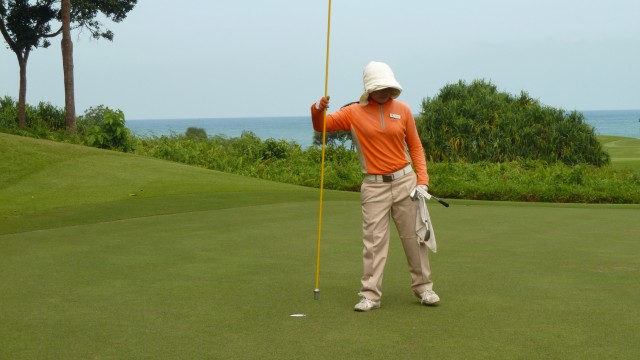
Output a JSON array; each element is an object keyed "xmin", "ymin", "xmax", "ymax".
[
  {"xmin": 17, "ymin": 52, "xmax": 28, "ymax": 128},
  {"xmin": 61, "ymin": 0, "xmax": 76, "ymax": 130}
]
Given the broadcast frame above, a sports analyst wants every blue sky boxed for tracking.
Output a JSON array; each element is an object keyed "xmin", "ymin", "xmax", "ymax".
[{"xmin": 1, "ymin": 0, "xmax": 639, "ymax": 119}]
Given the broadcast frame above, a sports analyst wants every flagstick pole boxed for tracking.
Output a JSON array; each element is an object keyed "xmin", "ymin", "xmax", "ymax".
[{"xmin": 314, "ymin": 0, "xmax": 332, "ymax": 301}]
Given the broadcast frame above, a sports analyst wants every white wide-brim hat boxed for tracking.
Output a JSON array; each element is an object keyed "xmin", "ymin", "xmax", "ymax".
[{"xmin": 359, "ymin": 61, "xmax": 403, "ymax": 105}]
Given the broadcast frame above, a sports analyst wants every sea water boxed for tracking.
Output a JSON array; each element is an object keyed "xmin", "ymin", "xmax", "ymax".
[
  {"xmin": 127, "ymin": 110, "xmax": 640, "ymax": 148},
  {"xmin": 127, "ymin": 116, "xmax": 315, "ymax": 147},
  {"xmin": 581, "ymin": 110, "xmax": 640, "ymax": 139}
]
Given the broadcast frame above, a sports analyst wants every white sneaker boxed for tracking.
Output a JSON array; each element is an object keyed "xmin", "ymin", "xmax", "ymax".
[
  {"xmin": 354, "ymin": 294, "xmax": 380, "ymax": 312},
  {"xmin": 419, "ymin": 290, "xmax": 440, "ymax": 305}
]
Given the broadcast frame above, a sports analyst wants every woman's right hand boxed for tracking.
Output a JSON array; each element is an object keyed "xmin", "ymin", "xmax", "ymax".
[{"xmin": 314, "ymin": 96, "xmax": 330, "ymax": 111}]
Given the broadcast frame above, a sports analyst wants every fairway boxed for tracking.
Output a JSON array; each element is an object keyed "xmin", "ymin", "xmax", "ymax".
[
  {"xmin": 1, "ymin": 134, "xmax": 639, "ymax": 359},
  {"xmin": 599, "ymin": 135, "xmax": 640, "ymax": 169}
]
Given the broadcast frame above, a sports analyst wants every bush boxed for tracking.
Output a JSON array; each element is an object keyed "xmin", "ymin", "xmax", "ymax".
[
  {"xmin": 0, "ymin": 96, "xmax": 66, "ymax": 134},
  {"xmin": 416, "ymin": 79, "xmax": 610, "ymax": 166},
  {"xmin": 132, "ymin": 132, "xmax": 638, "ymax": 203},
  {"xmin": 185, "ymin": 127, "xmax": 207, "ymax": 140},
  {"xmin": 262, "ymin": 138, "xmax": 292, "ymax": 160},
  {"xmin": 427, "ymin": 161, "xmax": 639, "ymax": 203},
  {"xmin": 0, "ymin": 96, "xmax": 18, "ymax": 129},
  {"xmin": 77, "ymin": 105, "xmax": 110, "ymax": 134},
  {"xmin": 30, "ymin": 101, "xmax": 66, "ymax": 130},
  {"xmin": 313, "ymin": 130, "xmax": 352, "ymax": 148},
  {"xmin": 85, "ymin": 108, "xmax": 132, "ymax": 152}
]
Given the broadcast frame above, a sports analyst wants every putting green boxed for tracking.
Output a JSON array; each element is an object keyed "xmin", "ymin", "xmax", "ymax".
[{"xmin": 1, "ymin": 133, "xmax": 639, "ymax": 359}]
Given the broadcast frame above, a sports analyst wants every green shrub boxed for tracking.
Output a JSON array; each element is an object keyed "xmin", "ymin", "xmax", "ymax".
[
  {"xmin": 0, "ymin": 96, "xmax": 18, "ymax": 129},
  {"xmin": 313, "ymin": 130, "xmax": 352, "ymax": 148},
  {"xmin": 30, "ymin": 101, "xmax": 66, "ymax": 130},
  {"xmin": 185, "ymin": 127, "xmax": 207, "ymax": 140},
  {"xmin": 417, "ymin": 80, "xmax": 610, "ymax": 166},
  {"xmin": 85, "ymin": 108, "xmax": 132, "ymax": 152},
  {"xmin": 130, "ymin": 130, "xmax": 638, "ymax": 203},
  {"xmin": 77, "ymin": 105, "xmax": 111, "ymax": 134},
  {"xmin": 427, "ymin": 160, "xmax": 639, "ymax": 203},
  {"xmin": 262, "ymin": 138, "xmax": 292, "ymax": 160},
  {"xmin": 0, "ymin": 96, "xmax": 66, "ymax": 134}
]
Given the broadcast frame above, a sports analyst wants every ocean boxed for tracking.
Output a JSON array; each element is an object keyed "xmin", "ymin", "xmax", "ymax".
[
  {"xmin": 127, "ymin": 116, "xmax": 316, "ymax": 147},
  {"xmin": 127, "ymin": 110, "xmax": 640, "ymax": 148},
  {"xmin": 581, "ymin": 110, "xmax": 640, "ymax": 139}
]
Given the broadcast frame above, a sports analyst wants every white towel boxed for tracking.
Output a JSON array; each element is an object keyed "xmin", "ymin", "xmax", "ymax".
[{"xmin": 411, "ymin": 187, "xmax": 437, "ymax": 253}]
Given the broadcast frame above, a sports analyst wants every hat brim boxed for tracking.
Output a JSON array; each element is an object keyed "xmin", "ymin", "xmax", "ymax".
[{"xmin": 359, "ymin": 86, "xmax": 402, "ymax": 105}]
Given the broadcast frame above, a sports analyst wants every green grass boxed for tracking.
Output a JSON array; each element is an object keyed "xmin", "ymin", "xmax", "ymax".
[
  {"xmin": 599, "ymin": 135, "xmax": 640, "ymax": 169},
  {"xmin": 1, "ymin": 133, "xmax": 640, "ymax": 359}
]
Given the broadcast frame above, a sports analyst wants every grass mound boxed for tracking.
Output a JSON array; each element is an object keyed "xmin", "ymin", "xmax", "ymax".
[{"xmin": 1, "ymin": 133, "xmax": 639, "ymax": 359}]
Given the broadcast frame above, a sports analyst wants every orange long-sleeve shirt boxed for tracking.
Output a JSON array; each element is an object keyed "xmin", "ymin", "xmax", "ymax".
[{"xmin": 311, "ymin": 100, "xmax": 429, "ymax": 185}]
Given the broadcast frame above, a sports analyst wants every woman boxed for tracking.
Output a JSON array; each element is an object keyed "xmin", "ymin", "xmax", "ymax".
[{"xmin": 310, "ymin": 61, "xmax": 439, "ymax": 311}]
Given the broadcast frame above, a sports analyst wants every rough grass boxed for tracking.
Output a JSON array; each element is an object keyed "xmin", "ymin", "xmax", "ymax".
[{"xmin": 1, "ymin": 133, "xmax": 639, "ymax": 359}]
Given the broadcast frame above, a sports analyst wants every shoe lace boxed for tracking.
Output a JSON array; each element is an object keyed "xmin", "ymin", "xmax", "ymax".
[
  {"xmin": 361, "ymin": 298, "xmax": 374, "ymax": 306},
  {"xmin": 357, "ymin": 293, "xmax": 375, "ymax": 307},
  {"xmin": 422, "ymin": 290, "xmax": 436, "ymax": 299}
]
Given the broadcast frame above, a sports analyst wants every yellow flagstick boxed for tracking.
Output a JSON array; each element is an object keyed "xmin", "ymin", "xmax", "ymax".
[{"xmin": 314, "ymin": 0, "xmax": 332, "ymax": 300}]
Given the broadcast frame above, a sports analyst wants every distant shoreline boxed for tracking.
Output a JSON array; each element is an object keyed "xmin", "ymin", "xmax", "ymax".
[
  {"xmin": 128, "ymin": 109, "xmax": 640, "ymax": 122},
  {"xmin": 127, "ymin": 110, "xmax": 640, "ymax": 146}
]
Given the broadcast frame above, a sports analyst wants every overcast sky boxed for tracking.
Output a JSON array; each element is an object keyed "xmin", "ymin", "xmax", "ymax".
[{"xmin": 1, "ymin": 0, "xmax": 639, "ymax": 120}]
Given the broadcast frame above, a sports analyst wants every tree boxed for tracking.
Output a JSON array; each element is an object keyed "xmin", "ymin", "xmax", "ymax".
[
  {"xmin": 0, "ymin": 0, "xmax": 137, "ymax": 128},
  {"xmin": 61, "ymin": 0, "xmax": 74, "ymax": 129},
  {"xmin": 1, "ymin": 0, "xmax": 59, "ymax": 128},
  {"xmin": 185, "ymin": 127, "xmax": 208, "ymax": 140}
]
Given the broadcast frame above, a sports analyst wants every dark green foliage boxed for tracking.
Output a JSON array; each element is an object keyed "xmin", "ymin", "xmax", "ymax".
[
  {"xmin": 0, "ymin": 95, "xmax": 65, "ymax": 133},
  {"xmin": 416, "ymin": 79, "xmax": 610, "ymax": 166},
  {"xmin": 0, "ymin": 96, "xmax": 18, "ymax": 129},
  {"xmin": 71, "ymin": 0, "xmax": 138, "ymax": 40},
  {"xmin": 0, "ymin": 0, "xmax": 58, "ymax": 51},
  {"xmin": 185, "ymin": 127, "xmax": 207, "ymax": 140},
  {"xmin": 0, "ymin": 0, "xmax": 138, "ymax": 45},
  {"xmin": 76, "ymin": 104, "xmax": 110, "ymax": 133},
  {"xmin": 31, "ymin": 101, "xmax": 65, "ymax": 130},
  {"xmin": 429, "ymin": 161, "xmax": 639, "ymax": 203},
  {"xmin": 262, "ymin": 138, "xmax": 291, "ymax": 160},
  {"xmin": 85, "ymin": 108, "xmax": 132, "ymax": 151},
  {"xmin": 313, "ymin": 130, "xmax": 352, "ymax": 148},
  {"xmin": 132, "ymin": 132, "xmax": 363, "ymax": 192}
]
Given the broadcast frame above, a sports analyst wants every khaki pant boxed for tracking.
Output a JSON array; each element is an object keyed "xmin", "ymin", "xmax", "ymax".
[{"xmin": 359, "ymin": 172, "xmax": 433, "ymax": 301}]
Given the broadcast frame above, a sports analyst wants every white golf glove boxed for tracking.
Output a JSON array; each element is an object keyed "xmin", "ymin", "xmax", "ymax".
[{"xmin": 410, "ymin": 184, "xmax": 430, "ymax": 200}]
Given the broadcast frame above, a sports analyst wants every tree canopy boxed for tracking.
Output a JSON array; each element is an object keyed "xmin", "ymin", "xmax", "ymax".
[
  {"xmin": 0, "ymin": 0, "xmax": 137, "ymax": 44},
  {"xmin": 416, "ymin": 79, "xmax": 610, "ymax": 166},
  {"xmin": 0, "ymin": 0, "xmax": 137, "ymax": 127},
  {"xmin": 70, "ymin": 0, "xmax": 137, "ymax": 40},
  {"xmin": 0, "ymin": 0, "xmax": 58, "ymax": 54}
]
